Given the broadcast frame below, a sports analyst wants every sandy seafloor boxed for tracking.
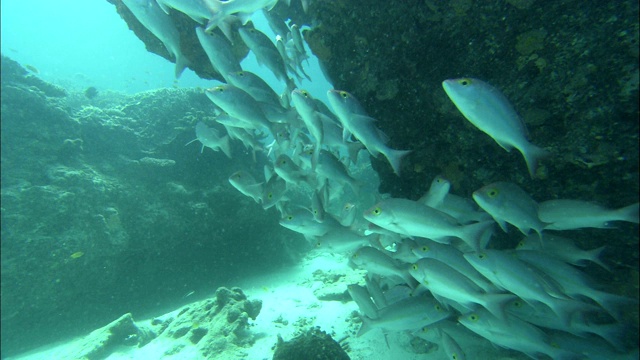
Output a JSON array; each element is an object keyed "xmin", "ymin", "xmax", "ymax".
[{"xmin": 6, "ymin": 250, "xmax": 522, "ymax": 360}]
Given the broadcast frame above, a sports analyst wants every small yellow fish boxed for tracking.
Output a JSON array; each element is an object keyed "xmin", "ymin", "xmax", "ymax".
[
  {"xmin": 25, "ymin": 64, "xmax": 39, "ymax": 74},
  {"xmin": 70, "ymin": 251, "xmax": 84, "ymax": 259}
]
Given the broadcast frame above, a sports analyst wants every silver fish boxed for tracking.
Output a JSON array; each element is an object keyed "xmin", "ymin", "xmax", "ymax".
[
  {"xmin": 538, "ymin": 199, "xmax": 639, "ymax": 230},
  {"xmin": 463, "ymin": 249, "xmax": 587, "ymax": 325},
  {"xmin": 316, "ymin": 150, "xmax": 360, "ymax": 195},
  {"xmin": 516, "ymin": 233, "xmax": 610, "ymax": 271},
  {"xmin": 185, "ymin": 121, "xmax": 231, "ymax": 158},
  {"xmin": 291, "ymin": 89, "xmax": 324, "ymax": 169},
  {"xmin": 515, "ymin": 249, "xmax": 633, "ymax": 320},
  {"xmin": 442, "ymin": 78, "xmax": 548, "ymax": 177},
  {"xmin": 228, "ymin": 170, "xmax": 263, "ymax": 203},
  {"xmin": 472, "ymin": 181, "xmax": 546, "ymax": 238},
  {"xmin": 227, "ymin": 70, "xmax": 283, "ymax": 107},
  {"xmin": 350, "ymin": 246, "xmax": 415, "ymax": 287},
  {"xmin": 261, "ymin": 174, "xmax": 286, "ymax": 210},
  {"xmin": 357, "ymin": 295, "xmax": 451, "ymax": 337},
  {"xmin": 205, "ymin": 0, "xmax": 278, "ymax": 32},
  {"xmin": 363, "ymin": 198, "xmax": 493, "ymax": 250},
  {"xmin": 238, "ymin": 26, "xmax": 290, "ymax": 84},
  {"xmin": 347, "ymin": 284, "xmax": 379, "ymax": 319},
  {"xmin": 195, "ymin": 27, "xmax": 242, "ymax": 82},
  {"xmin": 409, "ymin": 258, "xmax": 515, "ymax": 320},
  {"xmin": 411, "ymin": 240, "xmax": 496, "ymax": 292},
  {"xmin": 458, "ymin": 309, "xmax": 583, "ymax": 360},
  {"xmin": 205, "ymin": 85, "xmax": 273, "ymax": 136},
  {"xmin": 327, "ymin": 89, "xmax": 411, "ymax": 176},
  {"xmin": 121, "ymin": 0, "xmax": 189, "ymax": 78},
  {"xmin": 418, "ymin": 175, "xmax": 450, "ymax": 208}
]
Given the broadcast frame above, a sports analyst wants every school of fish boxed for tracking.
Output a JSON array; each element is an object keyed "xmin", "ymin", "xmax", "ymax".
[{"xmin": 122, "ymin": 1, "xmax": 639, "ymax": 359}]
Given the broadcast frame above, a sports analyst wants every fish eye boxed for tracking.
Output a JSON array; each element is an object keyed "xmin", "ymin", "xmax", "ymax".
[
  {"xmin": 421, "ymin": 326, "xmax": 429, "ymax": 333},
  {"xmin": 267, "ymin": 193, "xmax": 273, "ymax": 199},
  {"xmin": 340, "ymin": 91, "xmax": 349, "ymax": 98},
  {"xmin": 421, "ymin": 246, "xmax": 429, "ymax": 252},
  {"xmin": 452, "ymin": 354, "xmax": 459, "ymax": 360},
  {"xmin": 301, "ymin": 90, "xmax": 309, "ymax": 97},
  {"xmin": 478, "ymin": 253, "xmax": 486, "ymax": 259},
  {"xmin": 487, "ymin": 189, "xmax": 499, "ymax": 198},
  {"xmin": 215, "ymin": 87, "xmax": 224, "ymax": 92},
  {"xmin": 411, "ymin": 264, "xmax": 418, "ymax": 270},
  {"xmin": 469, "ymin": 314, "xmax": 479, "ymax": 321},
  {"xmin": 434, "ymin": 304, "xmax": 441, "ymax": 311},
  {"xmin": 459, "ymin": 78, "xmax": 471, "ymax": 86},
  {"xmin": 513, "ymin": 300, "xmax": 522, "ymax": 307},
  {"xmin": 516, "ymin": 240, "xmax": 525, "ymax": 248},
  {"xmin": 371, "ymin": 206, "xmax": 382, "ymax": 215},
  {"xmin": 287, "ymin": 215, "xmax": 293, "ymax": 220}
]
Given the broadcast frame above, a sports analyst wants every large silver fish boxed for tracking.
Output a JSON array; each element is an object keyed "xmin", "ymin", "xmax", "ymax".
[
  {"xmin": 205, "ymin": 0, "xmax": 278, "ymax": 32},
  {"xmin": 409, "ymin": 258, "xmax": 515, "ymax": 320},
  {"xmin": 227, "ymin": 70, "xmax": 284, "ymax": 107},
  {"xmin": 538, "ymin": 199, "xmax": 639, "ymax": 230},
  {"xmin": 238, "ymin": 26, "xmax": 290, "ymax": 84},
  {"xmin": 185, "ymin": 121, "xmax": 231, "ymax": 158},
  {"xmin": 516, "ymin": 233, "xmax": 610, "ymax": 271},
  {"xmin": 327, "ymin": 89, "xmax": 411, "ymax": 176},
  {"xmin": 463, "ymin": 249, "xmax": 589, "ymax": 325},
  {"xmin": 472, "ymin": 181, "xmax": 546, "ymax": 238},
  {"xmin": 350, "ymin": 246, "xmax": 415, "ymax": 287},
  {"xmin": 363, "ymin": 198, "xmax": 492, "ymax": 250},
  {"xmin": 291, "ymin": 89, "xmax": 324, "ymax": 169},
  {"xmin": 356, "ymin": 295, "xmax": 451, "ymax": 337},
  {"xmin": 442, "ymin": 78, "xmax": 548, "ymax": 177},
  {"xmin": 205, "ymin": 85, "xmax": 273, "ymax": 137},
  {"xmin": 458, "ymin": 309, "xmax": 583, "ymax": 360},
  {"xmin": 122, "ymin": 0, "xmax": 189, "ymax": 78},
  {"xmin": 228, "ymin": 170, "xmax": 263, "ymax": 203},
  {"xmin": 195, "ymin": 27, "xmax": 242, "ymax": 82}
]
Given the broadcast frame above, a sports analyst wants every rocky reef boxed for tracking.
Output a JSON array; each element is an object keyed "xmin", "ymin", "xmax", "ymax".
[
  {"xmin": 0, "ymin": 55, "xmax": 299, "ymax": 357},
  {"xmin": 32, "ymin": 287, "xmax": 261, "ymax": 359}
]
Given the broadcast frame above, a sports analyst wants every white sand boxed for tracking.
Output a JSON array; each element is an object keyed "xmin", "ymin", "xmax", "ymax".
[{"xmin": 7, "ymin": 251, "xmax": 516, "ymax": 360}]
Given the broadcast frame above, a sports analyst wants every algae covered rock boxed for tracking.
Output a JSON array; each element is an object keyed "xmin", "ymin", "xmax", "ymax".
[{"xmin": 273, "ymin": 327, "xmax": 350, "ymax": 360}]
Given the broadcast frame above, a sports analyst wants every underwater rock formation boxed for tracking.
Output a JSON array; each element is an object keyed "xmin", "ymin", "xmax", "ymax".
[
  {"xmin": 0, "ymin": 56, "xmax": 296, "ymax": 357},
  {"xmin": 146, "ymin": 287, "xmax": 262, "ymax": 358},
  {"xmin": 33, "ymin": 287, "xmax": 261, "ymax": 359}
]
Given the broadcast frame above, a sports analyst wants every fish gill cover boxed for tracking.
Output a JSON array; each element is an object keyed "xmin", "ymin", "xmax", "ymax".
[{"xmin": 1, "ymin": 0, "xmax": 638, "ymax": 359}]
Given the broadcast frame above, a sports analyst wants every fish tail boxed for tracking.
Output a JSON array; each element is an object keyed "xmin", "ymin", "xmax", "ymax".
[
  {"xmin": 459, "ymin": 220, "xmax": 494, "ymax": 251},
  {"xmin": 481, "ymin": 293, "xmax": 517, "ymax": 321},
  {"xmin": 346, "ymin": 141, "xmax": 363, "ymax": 164},
  {"xmin": 356, "ymin": 316, "xmax": 373, "ymax": 337},
  {"xmin": 586, "ymin": 245, "xmax": 611, "ymax": 272},
  {"xmin": 591, "ymin": 322, "xmax": 630, "ymax": 351},
  {"xmin": 613, "ymin": 202, "xmax": 639, "ymax": 224},
  {"xmin": 203, "ymin": 0, "xmax": 224, "ymax": 32},
  {"xmin": 593, "ymin": 291, "xmax": 638, "ymax": 322},
  {"xmin": 174, "ymin": 53, "xmax": 189, "ymax": 79},
  {"xmin": 521, "ymin": 143, "xmax": 549, "ymax": 178},
  {"xmin": 383, "ymin": 148, "xmax": 412, "ymax": 176},
  {"xmin": 220, "ymin": 135, "xmax": 232, "ymax": 158}
]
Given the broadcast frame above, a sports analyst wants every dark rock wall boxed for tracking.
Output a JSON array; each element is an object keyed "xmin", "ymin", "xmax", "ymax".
[{"xmin": 302, "ymin": 0, "xmax": 639, "ymax": 256}]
